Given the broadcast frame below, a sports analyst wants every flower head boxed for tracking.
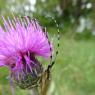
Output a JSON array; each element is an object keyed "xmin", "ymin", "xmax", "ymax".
[{"xmin": 0, "ymin": 16, "xmax": 51, "ymax": 89}]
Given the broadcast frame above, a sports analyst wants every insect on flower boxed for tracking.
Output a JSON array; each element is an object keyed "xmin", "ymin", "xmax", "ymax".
[{"xmin": 0, "ymin": 15, "xmax": 60, "ymax": 94}]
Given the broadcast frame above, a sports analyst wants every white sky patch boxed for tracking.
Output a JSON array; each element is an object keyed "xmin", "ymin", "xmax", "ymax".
[
  {"xmin": 25, "ymin": 5, "xmax": 30, "ymax": 11},
  {"xmin": 28, "ymin": 0, "xmax": 36, "ymax": 12},
  {"xmin": 29, "ymin": 0, "xmax": 36, "ymax": 5},
  {"xmin": 30, "ymin": 6, "xmax": 35, "ymax": 12},
  {"xmin": 86, "ymin": 3, "xmax": 92, "ymax": 9}
]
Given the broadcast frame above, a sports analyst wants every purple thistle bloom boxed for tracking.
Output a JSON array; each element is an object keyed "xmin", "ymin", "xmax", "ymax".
[{"xmin": 0, "ymin": 16, "xmax": 51, "ymax": 89}]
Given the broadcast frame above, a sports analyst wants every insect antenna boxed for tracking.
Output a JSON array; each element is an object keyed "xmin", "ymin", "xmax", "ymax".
[{"xmin": 44, "ymin": 15, "xmax": 60, "ymax": 73}]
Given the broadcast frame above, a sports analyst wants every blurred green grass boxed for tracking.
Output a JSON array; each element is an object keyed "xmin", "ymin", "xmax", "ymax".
[
  {"xmin": 52, "ymin": 35, "xmax": 95, "ymax": 95},
  {"xmin": 0, "ymin": 30, "xmax": 95, "ymax": 95}
]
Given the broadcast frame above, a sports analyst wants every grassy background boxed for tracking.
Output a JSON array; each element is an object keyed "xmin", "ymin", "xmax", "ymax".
[{"xmin": 0, "ymin": 29, "xmax": 95, "ymax": 95}]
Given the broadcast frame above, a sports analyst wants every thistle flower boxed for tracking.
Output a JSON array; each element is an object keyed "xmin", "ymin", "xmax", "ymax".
[{"xmin": 0, "ymin": 16, "xmax": 51, "ymax": 89}]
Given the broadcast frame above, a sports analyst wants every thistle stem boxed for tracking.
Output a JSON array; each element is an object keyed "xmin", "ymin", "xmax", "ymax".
[
  {"xmin": 39, "ymin": 72, "xmax": 51, "ymax": 95},
  {"xmin": 29, "ymin": 80, "xmax": 50, "ymax": 95}
]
